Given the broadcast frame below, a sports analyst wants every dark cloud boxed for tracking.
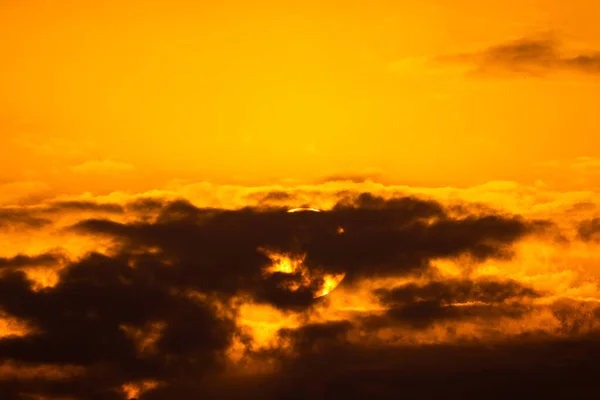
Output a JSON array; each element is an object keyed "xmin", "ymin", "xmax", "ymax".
[
  {"xmin": 0, "ymin": 194, "xmax": 556, "ymax": 398},
  {"xmin": 246, "ymin": 190, "xmax": 294, "ymax": 203},
  {"xmin": 47, "ymin": 201, "xmax": 125, "ymax": 214},
  {"xmin": 213, "ymin": 330, "xmax": 600, "ymax": 400},
  {"xmin": 551, "ymin": 298, "xmax": 600, "ymax": 335},
  {"xmin": 279, "ymin": 320, "xmax": 354, "ymax": 354},
  {"xmin": 375, "ymin": 278, "xmax": 539, "ymax": 305},
  {"xmin": 0, "ymin": 201, "xmax": 124, "ymax": 232},
  {"xmin": 566, "ymin": 201, "xmax": 597, "ymax": 215},
  {"xmin": 71, "ymin": 194, "xmax": 540, "ymax": 299},
  {"xmin": 443, "ymin": 36, "xmax": 600, "ymax": 76},
  {"xmin": 365, "ymin": 279, "xmax": 539, "ymax": 329},
  {"xmin": 125, "ymin": 198, "xmax": 167, "ymax": 214},
  {"xmin": 310, "ymin": 193, "xmax": 545, "ymax": 279},
  {"xmin": 371, "ymin": 300, "xmax": 531, "ymax": 330},
  {"xmin": 0, "ymin": 252, "xmax": 63, "ymax": 269},
  {"xmin": 0, "ymin": 209, "xmax": 51, "ymax": 229},
  {"xmin": 578, "ymin": 218, "xmax": 600, "ymax": 241},
  {"xmin": 0, "ymin": 254, "xmax": 235, "ymax": 399}
]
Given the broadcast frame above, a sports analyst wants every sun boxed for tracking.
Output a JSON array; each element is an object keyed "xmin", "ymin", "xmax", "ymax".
[
  {"xmin": 314, "ymin": 273, "xmax": 346, "ymax": 298},
  {"xmin": 259, "ymin": 248, "xmax": 345, "ymax": 298},
  {"xmin": 287, "ymin": 207, "xmax": 321, "ymax": 213}
]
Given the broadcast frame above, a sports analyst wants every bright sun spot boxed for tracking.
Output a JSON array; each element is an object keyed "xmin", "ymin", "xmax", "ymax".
[
  {"xmin": 259, "ymin": 248, "xmax": 306, "ymax": 275},
  {"xmin": 314, "ymin": 273, "xmax": 346, "ymax": 298},
  {"xmin": 287, "ymin": 207, "xmax": 321, "ymax": 213},
  {"xmin": 259, "ymin": 248, "xmax": 345, "ymax": 298}
]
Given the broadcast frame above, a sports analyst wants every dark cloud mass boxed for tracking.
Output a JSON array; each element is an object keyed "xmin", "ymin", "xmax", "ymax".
[
  {"xmin": 71, "ymin": 193, "xmax": 539, "ymax": 295},
  {"xmin": 376, "ymin": 278, "xmax": 540, "ymax": 305},
  {"xmin": 0, "ymin": 193, "xmax": 597, "ymax": 399},
  {"xmin": 221, "ymin": 331, "xmax": 600, "ymax": 400},
  {"xmin": 246, "ymin": 190, "xmax": 294, "ymax": 203},
  {"xmin": 443, "ymin": 36, "xmax": 600, "ymax": 76},
  {"xmin": 369, "ymin": 278, "xmax": 540, "ymax": 328},
  {"xmin": 47, "ymin": 201, "xmax": 125, "ymax": 214},
  {"xmin": 0, "ymin": 253, "xmax": 63, "ymax": 269},
  {"xmin": 0, "ymin": 200, "xmax": 125, "ymax": 232},
  {"xmin": 578, "ymin": 218, "xmax": 600, "ymax": 241},
  {"xmin": 0, "ymin": 209, "xmax": 51, "ymax": 229}
]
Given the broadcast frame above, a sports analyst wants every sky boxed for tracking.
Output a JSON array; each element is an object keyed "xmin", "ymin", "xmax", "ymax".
[
  {"xmin": 2, "ymin": 1, "xmax": 600, "ymax": 399},
  {"xmin": 2, "ymin": 0, "xmax": 600, "ymax": 194}
]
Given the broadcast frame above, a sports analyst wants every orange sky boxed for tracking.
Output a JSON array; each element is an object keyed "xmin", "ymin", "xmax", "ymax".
[
  {"xmin": 4, "ymin": 4, "xmax": 600, "ymax": 397},
  {"xmin": 2, "ymin": 0, "xmax": 600, "ymax": 197}
]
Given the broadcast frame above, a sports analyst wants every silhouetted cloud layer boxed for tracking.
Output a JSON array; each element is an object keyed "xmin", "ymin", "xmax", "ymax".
[
  {"xmin": 214, "ymin": 332, "xmax": 600, "ymax": 400},
  {"xmin": 0, "ymin": 192, "xmax": 598, "ymax": 399}
]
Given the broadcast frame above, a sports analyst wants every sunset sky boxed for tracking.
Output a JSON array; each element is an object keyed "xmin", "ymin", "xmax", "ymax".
[
  {"xmin": 3, "ymin": 0, "xmax": 600, "ymax": 195},
  {"xmin": 2, "ymin": 1, "xmax": 600, "ymax": 399}
]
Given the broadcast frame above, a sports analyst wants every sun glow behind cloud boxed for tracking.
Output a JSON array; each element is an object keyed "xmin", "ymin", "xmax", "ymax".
[
  {"xmin": 122, "ymin": 380, "xmax": 160, "ymax": 400},
  {"xmin": 259, "ymin": 248, "xmax": 345, "ymax": 298},
  {"xmin": 314, "ymin": 273, "xmax": 346, "ymax": 298}
]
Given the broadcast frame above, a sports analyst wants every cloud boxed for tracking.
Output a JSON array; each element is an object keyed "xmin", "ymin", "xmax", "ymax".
[
  {"xmin": 0, "ymin": 181, "xmax": 53, "ymax": 206},
  {"xmin": 1, "ymin": 186, "xmax": 600, "ymax": 399},
  {"xmin": 318, "ymin": 169, "xmax": 385, "ymax": 184},
  {"xmin": 245, "ymin": 190, "xmax": 294, "ymax": 204},
  {"xmin": 368, "ymin": 278, "xmax": 539, "ymax": 329},
  {"xmin": 0, "ymin": 200, "xmax": 123, "ymax": 233},
  {"xmin": 0, "ymin": 252, "xmax": 63, "ymax": 270},
  {"xmin": 71, "ymin": 160, "xmax": 134, "ymax": 174},
  {"xmin": 375, "ymin": 278, "xmax": 539, "ymax": 305},
  {"xmin": 277, "ymin": 320, "xmax": 354, "ymax": 354},
  {"xmin": 0, "ymin": 209, "xmax": 51, "ymax": 230},
  {"xmin": 0, "ymin": 256, "xmax": 235, "ymax": 398},
  {"xmin": 441, "ymin": 35, "xmax": 600, "ymax": 77},
  {"xmin": 70, "ymin": 194, "xmax": 540, "ymax": 303},
  {"xmin": 0, "ymin": 360, "xmax": 85, "ymax": 381},
  {"xmin": 217, "ymin": 330, "xmax": 600, "ymax": 400},
  {"xmin": 578, "ymin": 218, "xmax": 600, "ymax": 242},
  {"xmin": 46, "ymin": 201, "xmax": 125, "ymax": 214},
  {"xmin": 378, "ymin": 301, "xmax": 531, "ymax": 329}
]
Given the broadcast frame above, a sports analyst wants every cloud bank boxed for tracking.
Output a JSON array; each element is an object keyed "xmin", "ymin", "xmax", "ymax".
[{"xmin": 0, "ymin": 184, "xmax": 599, "ymax": 399}]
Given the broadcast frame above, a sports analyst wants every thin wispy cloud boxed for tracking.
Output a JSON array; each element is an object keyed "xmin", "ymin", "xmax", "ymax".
[
  {"xmin": 71, "ymin": 160, "xmax": 134, "ymax": 174},
  {"xmin": 440, "ymin": 35, "xmax": 600, "ymax": 77}
]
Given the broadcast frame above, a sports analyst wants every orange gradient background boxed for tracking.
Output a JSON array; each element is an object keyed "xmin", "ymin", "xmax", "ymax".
[{"xmin": 2, "ymin": 0, "xmax": 600, "ymax": 196}]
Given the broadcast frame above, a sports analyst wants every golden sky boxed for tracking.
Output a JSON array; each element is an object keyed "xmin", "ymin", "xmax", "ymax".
[
  {"xmin": 2, "ymin": 0, "xmax": 600, "ymax": 196},
  {"xmin": 2, "ymin": 1, "xmax": 600, "ymax": 399}
]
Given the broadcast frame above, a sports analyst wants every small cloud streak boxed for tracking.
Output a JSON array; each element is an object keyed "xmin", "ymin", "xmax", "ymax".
[
  {"xmin": 440, "ymin": 35, "xmax": 600, "ymax": 77},
  {"xmin": 0, "ymin": 360, "xmax": 85, "ymax": 381},
  {"xmin": 71, "ymin": 160, "xmax": 134, "ymax": 174}
]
